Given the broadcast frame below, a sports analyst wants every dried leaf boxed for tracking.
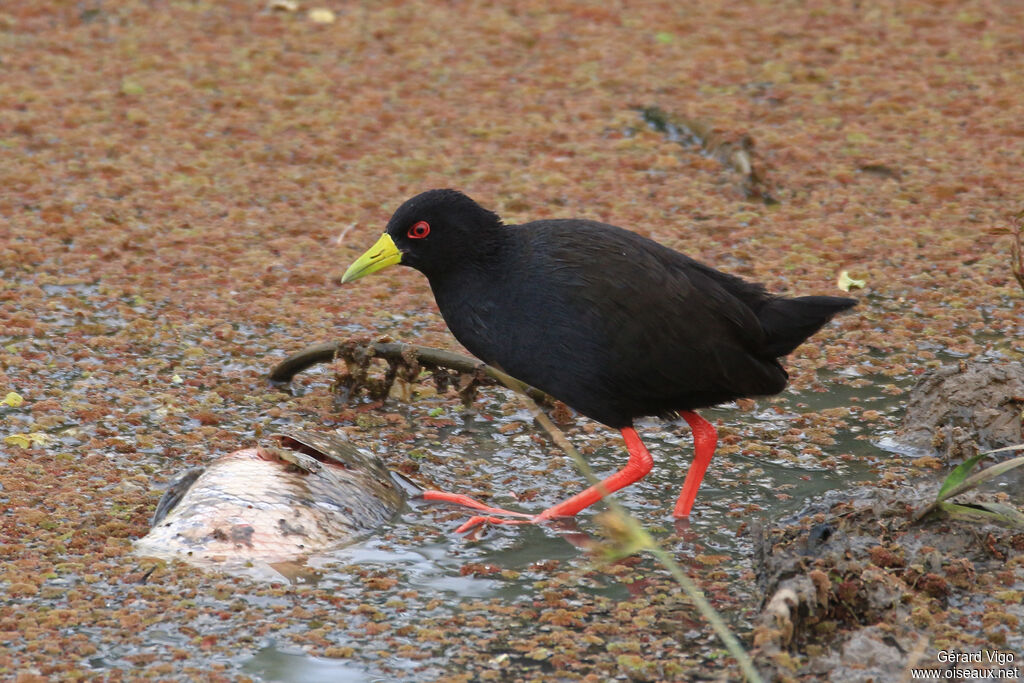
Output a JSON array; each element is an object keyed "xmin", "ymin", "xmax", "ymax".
[
  {"xmin": 837, "ymin": 270, "xmax": 866, "ymax": 292},
  {"xmin": 308, "ymin": 8, "xmax": 335, "ymax": 23},
  {"xmin": 4, "ymin": 432, "xmax": 49, "ymax": 448},
  {"xmin": 979, "ymin": 443, "xmax": 1024, "ymax": 456}
]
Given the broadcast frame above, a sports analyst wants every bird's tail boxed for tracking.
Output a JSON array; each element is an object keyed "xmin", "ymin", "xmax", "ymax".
[{"xmin": 757, "ymin": 296, "xmax": 856, "ymax": 357}]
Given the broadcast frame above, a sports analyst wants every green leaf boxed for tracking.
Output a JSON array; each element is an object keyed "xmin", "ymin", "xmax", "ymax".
[
  {"xmin": 915, "ymin": 454, "xmax": 1024, "ymax": 522},
  {"xmin": 936, "ymin": 453, "xmax": 985, "ymax": 502},
  {"xmin": 938, "ymin": 501, "xmax": 1024, "ymax": 529},
  {"xmin": 120, "ymin": 78, "xmax": 145, "ymax": 96},
  {"xmin": 941, "ymin": 454, "xmax": 1024, "ymax": 503},
  {"xmin": 957, "ymin": 454, "xmax": 1024, "ymax": 490}
]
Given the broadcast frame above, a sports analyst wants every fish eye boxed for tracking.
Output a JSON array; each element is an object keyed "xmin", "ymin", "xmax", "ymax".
[{"xmin": 407, "ymin": 221, "xmax": 430, "ymax": 239}]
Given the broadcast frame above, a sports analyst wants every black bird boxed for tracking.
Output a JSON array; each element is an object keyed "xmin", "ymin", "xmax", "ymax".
[{"xmin": 342, "ymin": 189, "xmax": 855, "ymax": 531}]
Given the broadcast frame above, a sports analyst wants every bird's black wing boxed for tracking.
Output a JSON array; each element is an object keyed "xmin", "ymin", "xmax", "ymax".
[{"xmin": 521, "ymin": 221, "xmax": 787, "ymax": 418}]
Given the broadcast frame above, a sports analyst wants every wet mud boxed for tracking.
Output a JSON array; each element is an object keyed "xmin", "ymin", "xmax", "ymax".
[
  {"xmin": 753, "ymin": 483, "xmax": 1023, "ymax": 682},
  {"xmin": 895, "ymin": 359, "xmax": 1024, "ymax": 461},
  {"xmin": 751, "ymin": 359, "xmax": 1024, "ymax": 682}
]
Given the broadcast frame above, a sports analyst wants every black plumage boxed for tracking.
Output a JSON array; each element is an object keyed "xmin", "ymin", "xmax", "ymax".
[{"xmin": 343, "ymin": 189, "xmax": 855, "ymax": 526}]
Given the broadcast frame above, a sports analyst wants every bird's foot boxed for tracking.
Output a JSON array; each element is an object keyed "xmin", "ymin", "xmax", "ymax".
[
  {"xmin": 455, "ymin": 507, "xmax": 570, "ymax": 534},
  {"xmin": 418, "ymin": 489, "xmax": 532, "ymax": 519},
  {"xmin": 455, "ymin": 514, "xmax": 539, "ymax": 534},
  {"xmin": 418, "ymin": 490, "xmax": 575, "ymax": 535}
]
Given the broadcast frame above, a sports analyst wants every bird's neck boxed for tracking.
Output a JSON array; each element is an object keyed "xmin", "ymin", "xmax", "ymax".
[{"xmin": 423, "ymin": 226, "xmax": 511, "ymax": 288}]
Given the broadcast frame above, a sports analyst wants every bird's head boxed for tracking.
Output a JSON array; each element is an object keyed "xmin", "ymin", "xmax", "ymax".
[{"xmin": 341, "ymin": 189, "xmax": 504, "ymax": 283}]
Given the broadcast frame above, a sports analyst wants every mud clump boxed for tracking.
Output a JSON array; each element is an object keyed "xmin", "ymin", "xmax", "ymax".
[
  {"xmin": 751, "ymin": 485, "xmax": 1024, "ymax": 682},
  {"xmin": 895, "ymin": 359, "xmax": 1024, "ymax": 460}
]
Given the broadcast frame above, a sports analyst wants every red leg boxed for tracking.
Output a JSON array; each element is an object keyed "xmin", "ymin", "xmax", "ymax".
[
  {"xmin": 673, "ymin": 410, "xmax": 718, "ymax": 517},
  {"xmin": 432, "ymin": 428, "xmax": 654, "ymax": 534},
  {"xmin": 418, "ymin": 490, "xmax": 532, "ymax": 518},
  {"xmin": 532, "ymin": 426, "xmax": 653, "ymax": 520},
  {"xmin": 454, "ymin": 514, "xmax": 532, "ymax": 534}
]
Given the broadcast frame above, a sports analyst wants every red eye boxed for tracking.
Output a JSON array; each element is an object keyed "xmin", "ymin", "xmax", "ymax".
[{"xmin": 407, "ymin": 221, "xmax": 430, "ymax": 239}]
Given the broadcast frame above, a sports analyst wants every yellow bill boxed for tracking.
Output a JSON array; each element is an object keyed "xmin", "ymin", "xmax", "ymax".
[{"xmin": 341, "ymin": 233, "xmax": 402, "ymax": 283}]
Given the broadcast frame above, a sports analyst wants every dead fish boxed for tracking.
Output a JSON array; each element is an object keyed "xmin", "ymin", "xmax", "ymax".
[{"xmin": 135, "ymin": 430, "xmax": 410, "ymax": 566}]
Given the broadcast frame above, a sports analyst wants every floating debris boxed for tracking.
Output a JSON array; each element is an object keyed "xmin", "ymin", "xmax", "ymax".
[
  {"xmin": 639, "ymin": 106, "xmax": 779, "ymax": 204},
  {"xmin": 136, "ymin": 430, "xmax": 408, "ymax": 570}
]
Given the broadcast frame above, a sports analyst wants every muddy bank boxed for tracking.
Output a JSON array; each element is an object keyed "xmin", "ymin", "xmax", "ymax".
[
  {"xmin": 894, "ymin": 359, "xmax": 1024, "ymax": 461},
  {"xmin": 749, "ymin": 483, "xmax": 1019, "ymax": 679},
  {"xmin": 748, "ymin": 358, "xmax": 1024, "ymax": 681},
  {"xmin": 751, "ymin": 482, "xmax": 1023, "ymax": 681}
]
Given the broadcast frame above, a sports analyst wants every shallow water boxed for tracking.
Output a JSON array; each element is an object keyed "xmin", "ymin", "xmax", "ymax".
[
  {"xmin": 2, "ymin": 277, "xmax": 917, "ymax": 681},
  {"xmin": 243, "ymin": 646, "xmax": 377, "ymax": 683},
  {"xmin": 221, "ymin": 373, "xmax": 906, "ymax": 680}
]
